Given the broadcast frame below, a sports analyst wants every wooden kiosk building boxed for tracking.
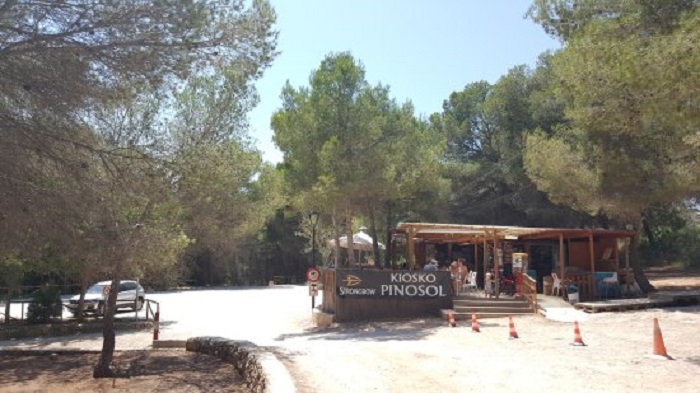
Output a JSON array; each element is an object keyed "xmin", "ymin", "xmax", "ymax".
[{"xmin": 319, "ymin": 223, "xmax": 635, "ymax": 322}]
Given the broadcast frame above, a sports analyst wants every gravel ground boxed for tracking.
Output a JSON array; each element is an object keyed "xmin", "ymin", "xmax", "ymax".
[
  {"xmin": 271, "ymin": 306, "xmax": 700, "ymax": 393},
  {"xmin": 1, "ymin": 286, "xmax": 699, "ymax": 393}
]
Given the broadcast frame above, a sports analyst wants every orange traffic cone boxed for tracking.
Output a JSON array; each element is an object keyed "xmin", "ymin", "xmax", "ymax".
[
  {"xmin": 508, "ymin": 316, "xmax": 518, "ymax": 339},
  {"xmin": 652, "ymin": 318, "xmax": 672, "ymax": 359},
  {"xmin": 448, "ymin": 310, "xmax": 456, "ymax": 327},
  {"xmin": 570, "ymin": 321, "xmax": 586, "ymax": 346},
  {"xmin": 471, "ymin": 313, "xmax": 480, "ymax": 333}
]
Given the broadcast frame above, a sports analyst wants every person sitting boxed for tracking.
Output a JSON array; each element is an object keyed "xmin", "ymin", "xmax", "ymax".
[{"xmin": 423, "ymin": 259, "xmax": 438, "ymax": 272}]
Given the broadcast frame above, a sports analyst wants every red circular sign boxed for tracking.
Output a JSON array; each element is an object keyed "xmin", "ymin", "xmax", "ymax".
[
  {"xmin": 306, "ymin": 267, "xmax": 320, "ymax": 282},
  {"xmin": 102, "ymin": 286, "xmax": 111, "ymax": 296}
]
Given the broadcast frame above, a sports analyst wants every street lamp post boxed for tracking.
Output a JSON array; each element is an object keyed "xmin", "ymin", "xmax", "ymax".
[
  {"xmin": 310, "ymin": 211, "xmax": 320, "ymax": 269},
  {"xmin": 309, "ymin": 211, "xmax": 320, "ymax": 310}
]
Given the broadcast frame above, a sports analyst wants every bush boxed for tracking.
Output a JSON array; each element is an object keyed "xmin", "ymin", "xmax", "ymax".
[{"xmin": 26, "ymin": 285, "xmax": 63, "ymax": 324}]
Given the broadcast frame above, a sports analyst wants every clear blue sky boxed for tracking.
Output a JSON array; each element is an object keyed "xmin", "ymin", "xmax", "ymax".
[{"xmin": 249, "ymin": 0, "xmax": 561, "ymax": 164}]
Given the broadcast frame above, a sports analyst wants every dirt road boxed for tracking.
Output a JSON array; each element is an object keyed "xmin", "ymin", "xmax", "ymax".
[
  {"xmin": 2, "ymin": 286, "xmax": 699, "ymax": 392},
  {"xmin": 273, "ymin": 305, "xmax": 700, "ymax": 393}
]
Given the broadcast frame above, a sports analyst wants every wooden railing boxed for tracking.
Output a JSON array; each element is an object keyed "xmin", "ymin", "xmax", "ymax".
[
  {"xmin": 565, "ymin": 273, "xmax": 595, "ymax": 301},
  {"xmin": 144, "ymin": 299, "xmax": 159, "ymax": 321},
  {"xmin": 521, "ymin": 274, "xmax": 538, "ymax": 313},
  {"xmin": 320, "ymin": 268, "xmax": 336, "ymax": 313}
]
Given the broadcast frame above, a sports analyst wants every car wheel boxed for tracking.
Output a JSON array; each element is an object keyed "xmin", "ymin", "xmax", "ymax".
[
  {"xmin": 135, "ymin": 297, "xmax": 144, "ymax": 311},
  {"xmin": 97, "ymin": 301, "xmax": 105, "ymax": 317}
]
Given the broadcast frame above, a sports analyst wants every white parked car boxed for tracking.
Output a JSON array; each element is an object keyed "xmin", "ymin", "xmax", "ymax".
[{"xmin": 66, "ymin": 280, "xmax": 145, "ymax": 316}]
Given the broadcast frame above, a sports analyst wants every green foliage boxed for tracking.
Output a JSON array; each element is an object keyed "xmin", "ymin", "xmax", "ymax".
[
  {"xmin": 527, "ymin": 0, "xmax": 697, "ymax": 41},
  {"xmin": 525, "ymin": 4, "xmax": 700, "ymax": 222},
  {"xmin": 432, "ymin": 63, "xmax": 588, "ymax": 227},
  {"xmin": 0, "ymin": 255, "xmax": 27, "ymax": 289},
  {"xmin": 26, "ymin": 285, "xmax": 63, "ymax": 324},
  {"xmin": 273, "ymin": 52, "xmax": 448, "ymax": 266},
  {"xmin": 639, "ymin": 206, "xmax": 700, "ymax": 267}
]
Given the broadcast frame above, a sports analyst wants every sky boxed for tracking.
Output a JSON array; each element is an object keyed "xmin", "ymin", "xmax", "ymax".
[{"xmin": 249, "ymin": 0, "xmax": 561, "ymax": 164}]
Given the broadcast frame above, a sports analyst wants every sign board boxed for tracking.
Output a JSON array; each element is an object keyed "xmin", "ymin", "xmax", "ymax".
[
  {"xmin": 306, "ymin": 267, "xmax": 320, "ymax": 283},
  {"xmin": 309, "ymin": 283, "xmax": 318, "ymax": 297},
  {"xmin": 336, "ymin": 269, "xmax": 450, "ymax": 299},
  {"xmin": 102, "ymin": 286, "xmax": 110, "ymax": 296}
]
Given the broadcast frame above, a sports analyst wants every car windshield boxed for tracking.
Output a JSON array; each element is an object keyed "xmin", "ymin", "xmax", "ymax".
[{"xmin": 86, "ymin": 284, "xmax": 107, "ymax": 294}]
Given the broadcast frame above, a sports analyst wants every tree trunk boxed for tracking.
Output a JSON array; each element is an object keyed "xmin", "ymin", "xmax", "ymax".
[
  {"xmin": 384, "ymin": 201, "xmax": 393, "ymax": 267},
  {"xmin": 345, "ymin": 212, "xmax": 355, "ymax": 267},
  {"xmin": 332, "ymin": 210, "xmax": 342, "ymax": 267},
  {"xmin": 631, "ymin": 217, "xmax": 655, "ymax": 293},
  {"xmin": 4, "ymin": 287, "xmax": 12, "ymax": 323},
  {"xmin": 641, "ymin": 213, "xmax": 655, "ymax": 248},
  {"xmin": 369, "ymin": 207, "xmax": 381, "ymax": 268},
  {"xmin": 93, "ymin": 278, "xmax": 121, "ymax": 378},
  {"xmin": 76, "ymin": 283, "xmax": 87, "ymax": 323}
]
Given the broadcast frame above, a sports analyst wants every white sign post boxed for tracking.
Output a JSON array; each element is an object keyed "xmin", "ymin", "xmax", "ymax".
[{"xmin": 306, "ymin": 267, "xmax": 320, "ymax": 309}]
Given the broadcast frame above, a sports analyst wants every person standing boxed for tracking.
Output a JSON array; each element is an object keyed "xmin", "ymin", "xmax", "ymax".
[
  {"xmin": 484, "ymin": 271, "xmax": 495, "ymax": 298},
  {"xmin": 450, "ymin": 261, "xmax": 461, "ymax": 295},
  {"xmin": 458, "ymin": 259, "xmax": 469, "ymax": 289}
]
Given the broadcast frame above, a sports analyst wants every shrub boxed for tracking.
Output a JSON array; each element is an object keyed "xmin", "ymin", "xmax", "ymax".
[{"xmin": 26, "ymin": 285, "xmax": 63, "ymax": 324}]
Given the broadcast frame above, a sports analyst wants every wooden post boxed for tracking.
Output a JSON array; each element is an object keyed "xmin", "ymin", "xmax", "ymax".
[
  {"xmin": 474, "ymin": 243, "xmax": 478, "ymax": 278},
  {"xmin": 588, "ymin": 232, "xmax": 595, "ymax": 274},
  {"xmin": 483, "ymin": 235, "xmax": 488, "ymax": 292},
  {"xmin": 588, "ymin": 231, "xmax": 596, "ymax": 298},
  {"xmin": 406, "ymin": 227, "xmax": 415, "ymax": 270},
  {"xmin": 559, "ymin": 233, "xmax": 565, "ymax": 282},
  {"xmin": 493, "ymin": 230, "xmax": 500, "ymax": 299},
  {"xmin": 625, "ymin": 237, "xmax": 631, "ymax": 294},
  {"xmin": 613, "ymin": 238, "xmax": 620, "ymax": 271}
]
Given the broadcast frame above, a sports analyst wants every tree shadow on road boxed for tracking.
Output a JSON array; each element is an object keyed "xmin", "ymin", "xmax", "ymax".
[{"xmin": 274, "ymin": 318, "xmax": 459, "ymax": 342}]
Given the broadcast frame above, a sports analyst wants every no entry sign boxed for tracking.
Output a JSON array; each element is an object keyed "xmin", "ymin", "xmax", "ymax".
[{"xmin": 306, "ymin": 267, "xmax": 320, "ymax": 283}]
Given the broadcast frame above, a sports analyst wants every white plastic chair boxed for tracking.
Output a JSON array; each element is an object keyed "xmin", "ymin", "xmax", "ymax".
[
  {"xmin": 462, "ymin": 271, "xmax": 477, "ymax": 292},
  {"xmin": 551, "ymin": 272, "xmax": 564, "ymax": 297}
]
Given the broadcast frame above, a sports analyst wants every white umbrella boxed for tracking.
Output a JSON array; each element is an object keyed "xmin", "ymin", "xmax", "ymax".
[{"xmin": 327, "ymin": 228, "xmax": 385, "ymax": 252}]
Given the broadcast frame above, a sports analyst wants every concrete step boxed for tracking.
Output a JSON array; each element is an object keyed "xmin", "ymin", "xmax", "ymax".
[
  {"xmin": 454, "ymin": 305, "xmax": 532, "ymax": 314},
  {"xmin": 454, "ymin": 300, "xmax": 528, "ymax": 308},
  {"xmin": 454, "ymin": 294, "xmax": 520, "ymax": 301},
  {"xmin": 441, "ymin": 309, "xmax": 534, "ymax": 320}
]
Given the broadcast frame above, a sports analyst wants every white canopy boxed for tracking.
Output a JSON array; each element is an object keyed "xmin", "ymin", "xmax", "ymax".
[{"xmin": 327, "ymin": 228, "xmax": 385, "ymax": 252}]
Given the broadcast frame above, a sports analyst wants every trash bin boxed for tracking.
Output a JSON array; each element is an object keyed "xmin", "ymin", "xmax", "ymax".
[
  {"xmin": 543, "ymin": 276, "xmax": 553, "ymax": 296},
  {"xmin": 568, "ymin": 284, "xmax": 579, "ymax": 304}
]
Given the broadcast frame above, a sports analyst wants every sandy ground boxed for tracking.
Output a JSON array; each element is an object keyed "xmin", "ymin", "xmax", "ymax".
[
  {"xmin": 272, "ymin": 306, "xmax": 700, "ymax": 393},
  {"xmin": 646, "ymin": 267, "xmax": 700, "ymax": 291},
  {"xmin": 1, "ymin": 282, "xmax": 699, "ymax": 393}
]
